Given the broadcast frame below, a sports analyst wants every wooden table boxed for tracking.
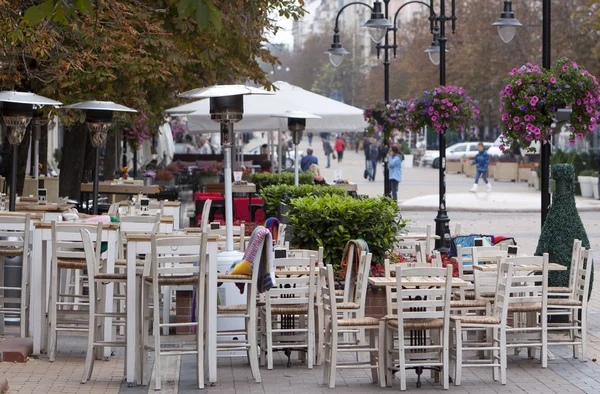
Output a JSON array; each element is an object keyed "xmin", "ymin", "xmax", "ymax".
[
  {"xmin": 472, "ymin": 263, "xmax": 567, "ymax": 272},
  {"xmin": 368, "ymin": 276, "xmax": 469, "ymax": 287},
  {"xmin": 80, "ymin": 183, "xmax": 162, "ymax": 212},
  {"xmin": 16, "ymin": 203, "xmax": 75, "ymax": 222},
  {"xmin": 30, "ymin": 221, "xmax": 120, "ymax": 356}
]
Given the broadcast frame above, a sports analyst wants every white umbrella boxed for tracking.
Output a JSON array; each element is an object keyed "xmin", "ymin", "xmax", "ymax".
[{"xmin": 174, "ymin": 81, "xmax": 367, "ymax": 133}]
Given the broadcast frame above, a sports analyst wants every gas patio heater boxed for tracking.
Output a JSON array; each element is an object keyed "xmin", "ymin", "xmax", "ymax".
[
  {"xmin": 65, "ymin": 101, "xmax": 137, "ymax": 214},
  {"xmin": 178, "ymin": 85, "xmax": 273, "ymax": 263},
  {"xmin": 272, "ymin": 111, "xmax": 320, "ymax": 186},
  {"xmin": 0, "ymin": 92, "xmax": 62, "ymax": 211}
]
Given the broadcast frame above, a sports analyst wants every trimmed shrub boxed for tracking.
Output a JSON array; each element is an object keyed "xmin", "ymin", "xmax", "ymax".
[
  {"xmin": 259, "ymin": 184, "xmax": 347, "ymax": 218},
  {"xmin": 535, "ymin": 164, "xmax": 592, "ymax": 294},
  {"xmin": 286, "ymin": 195, "xmax": 404, "ymax": 268},
  {"xmin": 249, "ymin": 172, "xmax": 313, "ymax": 191}
]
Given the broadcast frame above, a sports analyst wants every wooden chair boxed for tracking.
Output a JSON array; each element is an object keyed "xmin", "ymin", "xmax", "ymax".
[
  {"xmin": 402, "ymin": 223, "xmax": 432, "ymax": 255},
  {"xmin": 47, "ymin": 222, "xmax": 104, "ymax": 362},
  {"xmin": 379, "ymin": 265, "xmax": 452, "ymax": 390},
  {"xmin": 80, "ymin": 228, "xmax": 128, "ymax": 383},
  {"xmin": 259, "ymin": 256, "xmax": 316, "ymax": 370},
  {"xmin": 0, "ymin": 214, "xmax": 31, "ymax": 337},
  {"xmin": 548, "ymin": 239, "xmax": 582, "ymax": 296},
  {"xmin": 321, "ymin": 263, "xmax": 380, "ymax": 388},
  {"xmin": 140, "ymin": 233, "xmax": 208, "ymax": 390},
  {"xmin": 393, "ymin": 240, "xmax": 426, "ymax": 264},
  {"xmin": 450, "ymin": 262, "xmax": 514, "ymax": 385},
  {"xmin": 547, "ymin": 248, "xmax": 593, "ymax": 360}
]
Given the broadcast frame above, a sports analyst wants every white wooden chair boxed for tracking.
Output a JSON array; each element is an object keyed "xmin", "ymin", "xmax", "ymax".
[
  {"xmin": 454, "ymin": 245, "xmax": 508, "ymax": 302},
  {"xmin": 139, "ymin": 233, "xmax": 208, "ymax": 390},
  {"xmin": 47, "ymin": 222, "xmax": 104, "ymax": 362},
  {"xmin": 0, "ymin": 214, "xmax": 31, "ymax": 337},
  {"xmin": 548, "ymin": 239, "xmax": 582, "ymax": 297},
  {"xmin": 379, "ymin": 265, "xmax": 452, "ymax": 390},
  {"xmin": 321, "ymin": 264, "xmax": 380, "ymax": 388},
  {"xmin": 547, "ymin": 248, "xmax": 593, "ymax": 360},
  {"xmin": 503, "ymin": 254, "xmax": 549, "ymax": 367},
  {"xmin": 450, "ymin": 262, "xmax": 514, "ymax": 385},
  {"xmin": 393, "ymin": 240, "xmax": 426, "ymax": 264},
  {"xmin": 259, "ymin": 256, "xmax": 316, "ymax": 370},
  {"xmin": 79, "ymin": 228, "xmax": 128, "ymax": 383},
  {"xmin": 402, "ymin": 223, "xmax": 433, "ymax": 255}
]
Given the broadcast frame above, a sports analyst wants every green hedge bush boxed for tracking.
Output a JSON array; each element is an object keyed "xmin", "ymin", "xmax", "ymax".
[
  {"xmin": 286, "ymin": 195, "xmax": 404, "ymax": 268},
  {"xmin": 259, "ymin": 184, "xmax": 347, "ymax": 218},
  {"xmin": 249, "ymin": 172, "xmax": 313, "ymax": 191}
]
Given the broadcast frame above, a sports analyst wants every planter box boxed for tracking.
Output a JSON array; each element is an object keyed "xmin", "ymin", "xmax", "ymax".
[
  {"xmin": 494, "ymin": 162, "xmax": 518, "ymax": 182},
  {"xmin": 528, "ymin": 170, "xmax": 538, "ymax": 188},
  {"xmin": 592, "ymin": 177, "xmax": 599, "ymax": 200},
  {"xmin": 518, "ymin": 165, "xmax": 534, "ymax": 183},
  {"xmin": 446, "ymin": 160, "xmax": 462, "ymax": 174},
  {"xmin": 155, "ymin": 179, "xmax": 175, "ymax": 187},
  {"xmin": 402, "ymin": 154, "xmax": 414, "ymax": 169},
  {"xmin": 464, "ymin": 163, "xmax": 476, "ymax": 178},
  {"xmin": 488, "ymin": 163, "xmax": 496, "ymax": 178},
  {"xmin": 365, "ymin": 285, "xmax": 387, "ymax": 318}
]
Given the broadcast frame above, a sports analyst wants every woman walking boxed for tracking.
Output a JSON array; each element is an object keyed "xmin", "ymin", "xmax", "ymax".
[
  {"xmin": 334, "ymin": 135, "xmax": 345, "ymax": 163},
  {"xmin": 388, "ymin": 145, "xmax": 403, "ymax": 201}
]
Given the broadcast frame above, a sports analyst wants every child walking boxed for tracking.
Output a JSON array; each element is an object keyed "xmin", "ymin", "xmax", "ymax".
[{"xmin": 470, "ymin": 142, "xmax": 492, "ymax": 192}]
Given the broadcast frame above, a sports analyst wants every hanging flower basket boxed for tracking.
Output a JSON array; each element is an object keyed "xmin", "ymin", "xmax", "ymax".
[
  {"xmin": 364, "ymin": 99, "xmax": 409, "ymax": 140},
  {"xmin": 404, "ymin": 86, "xmax": 480, "ymax": 135},
  {"xmin": 498, "ymin": 57, "xmax": 600, "ymax": 153}
]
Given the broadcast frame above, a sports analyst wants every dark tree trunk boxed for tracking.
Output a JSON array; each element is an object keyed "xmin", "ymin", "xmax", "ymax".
[
  {"xmin": 40, "ymin": 124, "xmax": 48, "ymax": 176},
  {"xmin": 15, "ymin": 127, "xmax": 32, "ymax": 196},
  {"xmin": 59, "ymin": 124, "xmax": 89, "ymax": 200}
]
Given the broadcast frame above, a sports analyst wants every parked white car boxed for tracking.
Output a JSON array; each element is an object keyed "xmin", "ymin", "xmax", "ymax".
[{"xmin": 428, "ymin": 141, "xmax": 507, "ymax": 168}]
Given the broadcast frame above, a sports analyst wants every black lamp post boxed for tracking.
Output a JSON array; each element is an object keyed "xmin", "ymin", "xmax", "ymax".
[
  {"xmin": 328, "ymin": 0, "xmax": 457, "ymax": 252},
  {"xmin": 65, "ymin": 101, "xmax": 137, "ymax": 214},
  {"xmin": 494, "ymin": 0, "xmax": 552, "ymax": 227},
  {"xmin": 0, "ymin": 92, "xmax": 61, "ymax": 211}
]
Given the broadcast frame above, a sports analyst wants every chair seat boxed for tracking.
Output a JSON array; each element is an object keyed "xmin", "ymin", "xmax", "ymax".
[
  {"xmin": 450, "ymin": 299, "xmax": 489, "ymax": 308},
  {"xmin": 335, "ymin": 289, "xmax": 344, "ymax": 297},
  {"xmin": 450, "ymin": 315, "xmax": 500, "ymax": 325},
  {"xmin": 548, "ymin": 299, "xmax": 582, "ymax": 307},
  {"xmin": 264, "ymin": 304, "xmax": 309, "ymax": 314},
  {"xmin": 115, "ymin": 259, "xmax": 145, "ymax": 267},
  {"xmin": 336, "ymin": 302, "xmax": 360, "ymax": 310},
  {"xmin": 337, "ymin": 317, "xmax": 379, "ymax": 327},
  {"xmin": 217, "ymin": 304, "xmax": 247, "ymax": 312},
  {"xmin": 0, "ymin": 246, "xmax": 24, "ymax": 255},
  {"xmin": 453, "ymin": 290, "xmax": 494, "ymax": 300},
  {"xmin": 387, "ymin": 318, "xmax": 444, "ymax": 330},
  {"xmin": 508, "ymin": 302, "xmax": 542, "ymax": 312},
  {"xmin": 57, "ymin": 258, "xmax": 87, "ymax": 269},
  {"xmin": 95, "ymin": 273, "xmax": 128, "ymax": 281},
  {"xmin": 218, "ymin": 273, "xmax": 252, "ymax": 281},
  {"xmin": 144, "ymin": 276, "xmax": 198, "ymax": 285},
  {"xmin": 548, "ymin": 286, "xmax": 571, "ymax": 294}
]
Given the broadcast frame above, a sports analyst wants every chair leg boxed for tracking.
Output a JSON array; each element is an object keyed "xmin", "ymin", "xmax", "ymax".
[
  {"xmin": 82, "ymin": 280, "xmax": 96, "ymax": 383},
  {"xmin": 316, "ymin": 303, "xmax": 324, "ymax": 366},
  {"xmin": 500, "ymin": 327, "xmax": 507, "ymax": 385},
  {"xmin": 162, "ymin": 286, "xmax": 171, "ymax": 336},
  {"xmin": 195, "ymin": 283, "xmax": 205, "ymax": 389},
  {"xmin": 398, "ymin": 328, "xmax": 407, "ymax": 392},
  {"xmin": 369, "ymin": 328, "xmax": 378, "ymax": 384},
  {"xmin": 378, "ymin": 322, "xmax": 386, "ymax": 388},
  {"xmin": 247, "ymin": 289, "xmax": 261, "ymax": 383},
  {"xmin": 581, "ymin": 308, "xmax": 588, "ymax": 361},
  {"xmin": 20, "ymin": 252, "xmax": 29, "ymax": 338},
  {"xmin": 541, "ymin": 312, "xmax": 548, "ymax": 368},
  {"xmin": 328, "ymin": 329, "xmax": 338, "ymax": 388},
  {"xmin": 48, "ymin": 265, "xmax": 59, "ymax": 362},
  {"xmin": 153, "ymin": 283, "xmax": 162, "ymax": 391},
  {"xmin": 307, "ymin": 312, "xmax": 315, "ymax": 370},
  {"xmin": 140, "ymin": 280, "xmax": 150, "ymax": 385},
  {"xmin": 0, "ymin": 256, "xmax": 5, "ymax": 336},
  {"xmin": 385, "ymin": 325, "xmax": 394, "ymax": 388},
  {"xmin": 266, "ymin": 310, "xmax": 274, "ymax": 370},
  {"xmin": 454, "ymin": 321, "xmax": 463, "ymax": 386},
  {"xmin": 442, "ymin": 326, "xmax": 449, "ymax": 390}
]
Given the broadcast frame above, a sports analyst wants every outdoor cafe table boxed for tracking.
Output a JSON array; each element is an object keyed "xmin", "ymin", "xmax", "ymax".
[
  {"xmin": 368, "ymin": 276, "xmax": 469, "ymax": 288},
  {"xmin": 30, "ymin": 221, "xmax": 120, "ymax": 356},
  {"xmin": 80, "ymin": 182, "xmax": 161, "ymax": 212},
  {"xmin": 124, "ymin": 232, "xmax": 221, "ymax": 385},
  {"xmin": 117, "ymin": 200, "xmax": 181, "ymax": 229},
  {"xmin": 16, "ymin": 202, "xmax": 75, "ymax": 222}
]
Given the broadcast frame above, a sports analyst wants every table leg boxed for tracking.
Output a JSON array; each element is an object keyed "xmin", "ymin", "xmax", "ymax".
[
  {"xmin": 207, "ymin": 242, "xmax": 217, "ymax": 383},
  {"xmin": 126, "ymin": 242, "xmax": 137, "ymax": 385},
  {"xmin": 103, "ymin": 231, "xmax": 117, "ymax": 359}
]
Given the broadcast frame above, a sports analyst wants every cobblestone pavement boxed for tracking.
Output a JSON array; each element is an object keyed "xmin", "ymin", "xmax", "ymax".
[{"xmin": 2, "ymin": 135, "xmax": 600, "ymax": 393}]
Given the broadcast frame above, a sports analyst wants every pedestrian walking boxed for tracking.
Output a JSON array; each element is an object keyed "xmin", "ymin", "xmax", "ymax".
[
  {"xmin": 367, "ymin": 139, "xmax": 379, "ymax": 181},
  {"xmin": 322, "ymin": 137, "xmax": 333, "ymax": 168},
  {"xmin": 307, "ymin": 131, "xmax": 313, "ymax": 146},
  {"xmin": 363, "ymin": 136, "xmax": 371, "ymax": 167},
  {"xmin": 470, "ymin": 142, "xmax": 492, "ymax": 192},
  {"xmin": 388, "ymin": 145, "xmax": 403, "ymax": 201},
  {"xmin": 334, "ymin": 135, "xmax": 345, "ymax": 163}
]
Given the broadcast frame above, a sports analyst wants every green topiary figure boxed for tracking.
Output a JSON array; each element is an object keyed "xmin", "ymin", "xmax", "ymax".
[{"xmin": 535, "ymin": 164, "xmax": 591, "ymax": 293}]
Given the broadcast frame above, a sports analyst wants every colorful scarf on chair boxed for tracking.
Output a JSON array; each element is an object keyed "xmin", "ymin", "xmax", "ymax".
[
  {"xmin": 340, "ymin": 239, "xmax": 369, "ymax": 274},
  {"xmin": 226, "ymin": 226, "xmax": 275, "ymax": 293},
  {"xmin": 264, "ymin": 217, "xmax": 280, "ymax": 242}
]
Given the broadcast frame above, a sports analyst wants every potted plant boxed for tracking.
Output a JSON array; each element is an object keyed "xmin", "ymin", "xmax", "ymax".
[
  {"xmin": 364, "ymin": 99, "xmax": 409, "ymax": 141},
  {"xmin": 591, "ymin": 170, "xmax": 599, "ymax": 200},
  {"xmin": 404, "ymin": 86, "xmax": 480, "ymax": 135},
  {"xmin": 143, "ymin": 170, "xmax": 155, "ymax": 186},
  {"xmin": 121, "ymin": 166, "xmax": 130, "ymax": 180},
  {"xmin": 578, "ymin": 169, "xmax": 597, "ymax": 198},
  {"xmin": 498, "ymin": 58, "xmax": 600, "ymax": 154},
  {"xmin": 155, "ymin": 168, "xmax": 175, "ymax": 186},
  {"xmin": 198, "ymin": 163, "xmax": 222, "ymax": 186}
]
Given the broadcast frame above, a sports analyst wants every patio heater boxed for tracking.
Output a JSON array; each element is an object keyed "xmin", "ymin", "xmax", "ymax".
[
  {"xmin": 178, "ymin": 85, "xmax": 273, "ymax": 263},
  {"xmin": 273, "ymin": 111, "xmax": 320, "ymax": 186},
  {"xmin": 0, "ymin": 92, "xmax": 62, "ymax": 211},
  {"xmin": 64, "ymin": 101, "xmax": 137, "ymax": 214}
]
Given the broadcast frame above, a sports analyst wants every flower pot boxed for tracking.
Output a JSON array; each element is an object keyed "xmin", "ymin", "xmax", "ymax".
[
  {"xmin": 578, "ymin": 176, "xmax": 594, "ymax": 198},
  {"xmin": 591, "ymin": 177, "xmax": 599, "ymax": 200},
  {"xmin": 401, "ymin": 154, "xmax": 414, "ymax": 169},
  {"xmin": 143, "ymin": 176, "xmax": 154, "ymax": 186}
]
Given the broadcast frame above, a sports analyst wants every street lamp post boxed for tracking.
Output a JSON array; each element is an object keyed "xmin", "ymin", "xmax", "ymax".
[
  {"xmin": 493, "ymin": 0, "xmax": 552, "ymax": 227},
  {"xmin": 0, "ymin": 92, "xmax": 62, "ymax": 211},
  {"xmin": 328, "ymin": 0, "xmax": 456, "ymax": 252}
]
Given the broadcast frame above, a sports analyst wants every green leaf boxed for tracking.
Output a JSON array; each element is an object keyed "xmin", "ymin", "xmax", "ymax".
[
  {"xmin": 194, "ymin": 0, "xmax": 209, "ymax": 30},
  {"xmin": 23, "ymin": 0, "xmax": 56, "ymax": 24},
  {"xmin": 75, "ymin": 0, "xmax": 94, "ymax": 15},
  {"xmin": 206, "ymin": 1, "xmax": 222, "ymax": 32}
]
